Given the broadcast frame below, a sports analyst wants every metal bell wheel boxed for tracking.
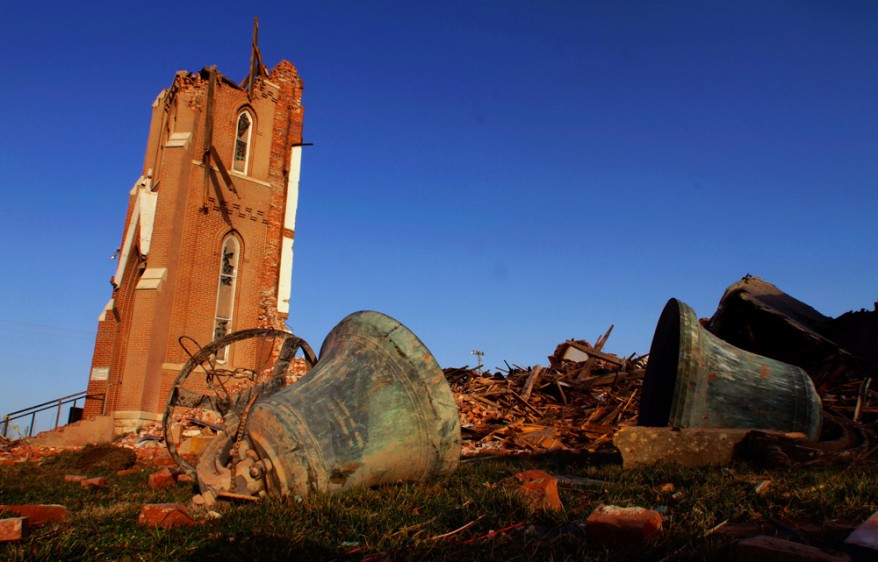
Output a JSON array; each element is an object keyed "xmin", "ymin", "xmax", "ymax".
[{"xmin": 163, "ymin": 328, "xmax": 317, "ymax": 479}]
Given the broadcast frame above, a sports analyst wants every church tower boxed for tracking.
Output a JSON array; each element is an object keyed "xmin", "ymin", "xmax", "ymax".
[{"xmin": 83, "ymin": 27, "xmax": 305, "ymax": 433}]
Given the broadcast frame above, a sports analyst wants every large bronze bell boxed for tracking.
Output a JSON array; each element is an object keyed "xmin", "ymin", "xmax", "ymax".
[
  {"xmin": 195, "ymin": 311, "xmax": 461, "ymax": 500},
  {"xmin": 639, "ymin": 298, "xmax": 822, "ymax": 440}
]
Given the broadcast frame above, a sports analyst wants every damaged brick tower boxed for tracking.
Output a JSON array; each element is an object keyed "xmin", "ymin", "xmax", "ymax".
[{"xmin": 83, "ymin": 26, "xmax": 305, "ymax": 434}]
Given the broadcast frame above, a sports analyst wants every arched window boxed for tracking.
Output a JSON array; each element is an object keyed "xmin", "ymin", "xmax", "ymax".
[
  {"xmin": 232, "ymin": 111, "xmax": 253, "ymax": 174},
  {"xmin": 213, "ymin": 235, "xmax": 240, "ymax": 362}
]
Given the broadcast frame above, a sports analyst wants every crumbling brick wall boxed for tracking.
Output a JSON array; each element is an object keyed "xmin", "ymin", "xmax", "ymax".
[{"xmin": 83, "ymin": 60, "xmax": 305, "ymax": 431}]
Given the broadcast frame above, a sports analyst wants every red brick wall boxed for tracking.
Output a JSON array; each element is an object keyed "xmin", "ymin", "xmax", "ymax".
[{"xmin": 85, "ymin": 61, "xmax": 304, "ymax": 424}]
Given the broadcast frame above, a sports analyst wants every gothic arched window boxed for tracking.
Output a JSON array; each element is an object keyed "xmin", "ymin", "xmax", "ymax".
[
  {"xmin": 213, "ymin": 235, "xmax": 240, "ymax": 362},
  {"xmin": 232, "ymin": 110, "xmax": 253, "ymax": 174}
]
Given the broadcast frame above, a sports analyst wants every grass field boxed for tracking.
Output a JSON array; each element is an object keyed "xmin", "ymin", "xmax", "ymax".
[{"xmin": 1, "ymin": 445, "xmax": 876, "ymax": 561}]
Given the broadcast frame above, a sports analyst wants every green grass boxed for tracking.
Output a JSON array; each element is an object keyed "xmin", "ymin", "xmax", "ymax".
[{"xmin": 1, "ymin": 448, "xmax": 875, "ymax": 561}]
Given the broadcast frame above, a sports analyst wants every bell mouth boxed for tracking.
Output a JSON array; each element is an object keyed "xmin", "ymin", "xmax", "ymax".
[{"xmin": 639, "ymin": 299, "xmax": 682, "ymax": 427}]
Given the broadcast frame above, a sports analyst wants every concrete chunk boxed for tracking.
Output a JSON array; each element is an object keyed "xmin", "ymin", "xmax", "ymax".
[{"xmin": 614, "ymin": 426, "xmax": 751, "ymax": 468}]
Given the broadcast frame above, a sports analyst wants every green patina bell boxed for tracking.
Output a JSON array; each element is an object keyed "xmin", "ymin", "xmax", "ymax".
[
  {"xmin": 207, "ymin": 311, "xmax": 461, "ymax": 499},
  {"xmin": 640, "ymin": 298, "xmax": 822, "ymax": 441}
]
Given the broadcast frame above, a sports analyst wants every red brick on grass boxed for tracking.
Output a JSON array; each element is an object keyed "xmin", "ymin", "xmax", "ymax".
[
  {"xmin": 138, "ymin": 504, "xmax": 195, "ymax": 530},
  {"xmin": 80, "ymin": 477, "xmax": 108, "ymax": 490},
  {"xmin": 513, "ymin": 469, "xmax": 563, "ymax": 512},
  {"xmin": 152, "ymin": 454, "xmax": 177, "ymax": 467},
  {"xmin": 0, "ymin": 517, "xmax": 28, "ymax": 542},
  {"xmin": 148, "ymin": 467, "xmax": 177, "ymax": 490},
  {"xmin": 0, "ymin": 505, "xmax": 67, "ymax": 526},
  {"xmin": 586, "ymin": 505, "xmax": 663, "ymax": 547}
]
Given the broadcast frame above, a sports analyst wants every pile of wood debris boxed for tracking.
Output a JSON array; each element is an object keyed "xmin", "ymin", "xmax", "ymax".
[
  {"xmin": 446, "ymin": 326, "xmax": 648, "ymax": 456},
  {"xmin": 448, "ymin": 276, "xmax": 877, "ymax": 458}
]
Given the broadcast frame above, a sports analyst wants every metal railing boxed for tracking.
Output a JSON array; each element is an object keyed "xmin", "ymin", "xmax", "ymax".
[{"xmin": 1, "ymin": 391, "xmax": 106, "ymax": 439}]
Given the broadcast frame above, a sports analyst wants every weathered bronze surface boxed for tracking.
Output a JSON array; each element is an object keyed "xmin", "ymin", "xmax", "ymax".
[
  {"xmin": 241, "ymin": 311, "xmax": 461, "ymax": 498},
  {"xmin": 639, "ymin": 298, "xmax": 822, "ymax": 440}
]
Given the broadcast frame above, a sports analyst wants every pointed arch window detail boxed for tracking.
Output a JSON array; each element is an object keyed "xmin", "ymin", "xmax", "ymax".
[
  {"xmin": 214, "ymin": 235, "xmax": 240, "ymax": 362},
  {"xmin": 232, "ymin": 111, "xmax": 253, "ymax": 174}
]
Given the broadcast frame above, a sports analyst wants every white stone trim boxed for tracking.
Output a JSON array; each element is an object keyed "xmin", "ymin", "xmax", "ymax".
[
  {"xmin": 114, "ymin": 195, "xmax": 140, "ymax": 285},
  {"xmin": 277, "ymin": 236, "xmax": 294, "ymax": 314},
  {"xmin": 284, "ymin": 145, "xmax": 302, "ymax": 230},
  {"xmin": 165, "ymin": 131, "xmax": 192, "ymax": 149},
  {"xmin": 116, "ymin": 175, "xmax": 158, "ymax": 285},
  {"xmin": 98, "ymin": 298, "xmax": 114, "ymax": 322},
  {"xmin": 138, "ymin": 190, "xmax": 158, "ymax": 256},
  {"xmin": 136, "ymin": 268, "xmax": 167, "ymax": 291}
]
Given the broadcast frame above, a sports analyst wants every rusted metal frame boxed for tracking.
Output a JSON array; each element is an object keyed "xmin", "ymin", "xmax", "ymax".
[
  {"xmin": 179, "ymin": 334, "xmax": 230, "ymax": 403},
  {"xmin": 164, "ymin": 328, "xmax": 316, "ymax": 478}
]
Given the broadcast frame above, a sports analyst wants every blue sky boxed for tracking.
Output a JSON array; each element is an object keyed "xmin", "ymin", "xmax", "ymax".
[{"xmin": 1, "ymin": 1, "xmax": 876, "ymax": 423}]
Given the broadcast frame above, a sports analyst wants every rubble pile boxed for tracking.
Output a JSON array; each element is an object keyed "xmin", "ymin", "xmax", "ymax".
[
  {"xmin": 447, "ymin": 333, "xmax": 648, "ymax": 456},
  {"xmin": 449, "ymin": 276, "xmax": 877, "ymax": 458}
]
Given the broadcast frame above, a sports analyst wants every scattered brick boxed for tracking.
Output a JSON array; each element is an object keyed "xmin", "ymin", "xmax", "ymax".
[
  {"xmin": 513, "ymin": 469, "xmax": 562, "ymax": 512},
  {"xmin": 148, "ymin": 467, "xmax": 177, "ymax": 490},
  {"xmin": 738, "ymin": 535, "xmax": 851, "ymax": 562},
  {"xmin": 0, "ymin": 517, "xmax": 28, "ymax": 542},
  {"xmin": 64, "ymin": 475, "xmax": 86, "ymax": 483},
  {"xmin": 586, "ymin": 505, "xmax": 663, "ymax": 546},
  {"xmin": 80, "ymin": 477, "xmax": 108, "ymax": 490},
  {"xmin": 138, "ymin": 504, "xmax": 195, "ymax": 530},
  {"xmin": 152, "ymin": 454, "xmax": 177, "ymax": 467},
  {"xmin": 0, "ymin": 505, "xmax": 67, "ymax": 527},
  {"xmin": 845, "ymin": 510, "xmax": 878, "ymax": 562},
  {"xmin": 176, "ymin": 473, "xmax": 195, "ymax": 484}
]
